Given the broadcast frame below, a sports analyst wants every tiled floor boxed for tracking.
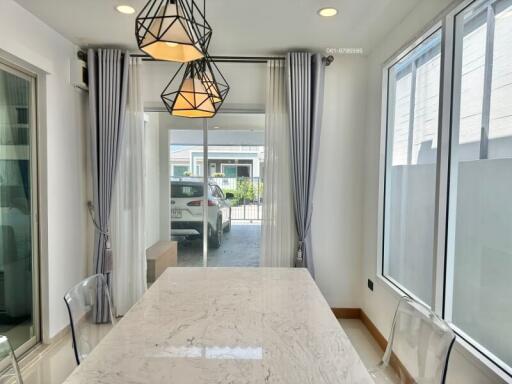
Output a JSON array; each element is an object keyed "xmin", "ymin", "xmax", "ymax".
[
  {"xmin": 339, "ymin": 319, "xmax": 398, "ymax": 383},
  {"xmin": 177, "ymin": 221, "xmax": 261, "ymax": 267},
  {"xmin": 339, "ymin": 319, "xmax": 384, "ymax": 369},
  {"xmin": 16, "ymin": 333, "xmax": 76, "ymax": 384},
  {"xmin": 11, "ymin": 318, "xmax": 391, "ymax": 383}
]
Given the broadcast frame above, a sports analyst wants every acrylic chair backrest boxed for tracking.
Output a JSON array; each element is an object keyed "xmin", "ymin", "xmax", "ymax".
[
  {"xmin": 0, "ymin": 335, "xmax": 23, "ymax": 384},
  {"xmin": 381, "ymin": 296, "xmax": 456, "ymax": 384},
  {"xmin": 64, "ymin": 274, "xmax": 116, "ymax": 365}
]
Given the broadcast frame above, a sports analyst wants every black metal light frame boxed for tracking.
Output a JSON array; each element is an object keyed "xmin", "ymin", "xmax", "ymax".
[
  {"xmin": 161, "ymin": 53, "xmax": 230, "ymax": 118},
  {"xmin": 135, "ymin": 0, "xmax": 212, "ymax": 62}
]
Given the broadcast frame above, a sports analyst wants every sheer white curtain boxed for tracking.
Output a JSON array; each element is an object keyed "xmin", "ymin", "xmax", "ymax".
[
  {"xmin": 260, "ymin": 60, "xmax": 297, "ymax": 267},
  {"xmin": 111, "ymin": 58, "xmax": 146, "ymax": 316}
]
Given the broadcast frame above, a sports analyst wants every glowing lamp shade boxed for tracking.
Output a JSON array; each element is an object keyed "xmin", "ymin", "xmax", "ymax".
[
  {"xmin": 161, "ymin": 57, "xmax": 230, "ymax": 118},
  {"xmin": 173, "ymin": 78, "xmax": 215, "ymax": 117},
  {"xmin": 136, "ymin": 0, "xmax": 212, "ymax": 62}
]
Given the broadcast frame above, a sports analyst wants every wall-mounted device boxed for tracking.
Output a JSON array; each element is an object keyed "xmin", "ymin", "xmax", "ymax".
[{"xmin": 71, "ymin": 50, "xmax": 88, "ymax": 91}]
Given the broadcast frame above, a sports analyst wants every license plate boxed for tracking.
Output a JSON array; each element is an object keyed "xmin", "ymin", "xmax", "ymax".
[{"xmin": 171, "ymin": 208, "xmax": 182, "ymax": 218}]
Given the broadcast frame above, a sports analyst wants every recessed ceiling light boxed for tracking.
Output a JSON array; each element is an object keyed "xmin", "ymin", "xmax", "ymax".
[
  {"xmin": 116, "ymin": 5, "xmax": 135, "ymax": 14},
  {"xmin": 318, "ymin": 7, "xmax": 338, "ymax": 17},
  {"xmin": 212, "ymin": 126, "xmax": 220, "ymax": 129}
]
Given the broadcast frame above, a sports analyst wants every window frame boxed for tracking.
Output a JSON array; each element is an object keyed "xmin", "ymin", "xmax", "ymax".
[
  {"xmin": 377, "ymin": 0, "xmax": 512, "ymax": 380},
  {"xmin": 377, "ymin": 21, "xmax": 444, "ymax": 310},
  {"xmin": 0, "ymin": 57, "xmax": 41, "ymax": 363}
]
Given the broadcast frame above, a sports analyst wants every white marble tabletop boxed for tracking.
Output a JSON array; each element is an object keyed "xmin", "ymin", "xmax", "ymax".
[{"xmin": 63, "ymin": 267, "xmax": 374, "ymax": 384}]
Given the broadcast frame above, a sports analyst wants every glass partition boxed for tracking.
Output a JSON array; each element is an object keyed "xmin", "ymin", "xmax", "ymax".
[
  {"xmin": 0, "ymin": 61, "xmax": 38, "ymax": 352},
  {"xmin": 445, "ymin": 0, "xmax": 512, "ymax": 369},
  {"xmin": 382, "ymin": 29, "xmax": 442, "ymax": 306}
]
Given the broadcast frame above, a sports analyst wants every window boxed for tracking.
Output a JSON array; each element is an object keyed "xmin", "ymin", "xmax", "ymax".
[
  {"xmin": 221, "ymin": 164, "xmax": 251, "ymax": 178},
  {"xmin": 379, "ymin": 0, "xmax": 512, "ymax": 377},
  {"xmin": 172, "ymin": 165, "xmax": 189, "ymax": 177},
  {"xmin": 0, "ymin": 60, "xmax": 39, "ymax": 353},
  {"xmin": 446, "ymin": 0, "xmax": 512, "ymax": 371},
  {"xmin": 382, "ymin": 29, "xmax": 442, "ymax": 305},
  {"xmin": 171, "ymin": 183, "xmax": 203, "ymax": 198}
]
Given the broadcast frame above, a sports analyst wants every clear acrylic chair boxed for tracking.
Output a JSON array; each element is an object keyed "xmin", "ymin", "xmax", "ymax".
[
  {"xmin": 0, "ymin": 335, "xmax": 23, "ymax": 383},
  {"xmin": 64, "ymin": 274, "xmax": 116, "ymax": 365},
  {"xmin": 370, "ymin": 296, "xmax": 456, "ymax": 384}
]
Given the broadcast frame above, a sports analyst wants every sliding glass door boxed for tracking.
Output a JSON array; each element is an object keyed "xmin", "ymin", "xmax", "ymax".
[
  {"xmin": 0, "ymin": 61, "xmax": 38, "ymax": 353},
  {"xmin": 206, "ymin": 114, "xmax": 264, "ymax": 266},
  {"xmin": 145, "ymin": 111, "xmax": 264, "ymax": 267}
]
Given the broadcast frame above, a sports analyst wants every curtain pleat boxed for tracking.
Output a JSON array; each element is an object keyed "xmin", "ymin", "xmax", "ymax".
[
  {"xmin": 286, "ymin": 52, "xmax": 326, "ymax": 277},
  {"xmin": 88, "ymin": 49, "xmax": 129, "ymax": 322},
  {"xmin": 111, "ymin": 58, "xmax": 147, "ymax": 316},
  {"xmin": 261, "ymin": 60, "xmax": 296, "ymax": 267}
]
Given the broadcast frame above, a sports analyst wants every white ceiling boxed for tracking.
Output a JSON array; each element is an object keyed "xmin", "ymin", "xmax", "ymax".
[
  {"xmin": 14, "ymin": 0, "xmax": 421, "ymax": 55},
  {"xmin": 152, "ymin": 112, "xmax": 265, "ymax": 131}
]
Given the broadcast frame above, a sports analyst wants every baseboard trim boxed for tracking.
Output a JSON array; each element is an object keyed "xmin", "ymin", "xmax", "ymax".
[
  {"xmin": 331, "ymin": 308, "xmax": 361, "ymax": 319},
  {"xmin": 332, "ymin": 307, "xmax": 387, "ymax": 350},
  {"xmin": 359, "ymin": 309, "xmax": 387, "ymax": 351}
]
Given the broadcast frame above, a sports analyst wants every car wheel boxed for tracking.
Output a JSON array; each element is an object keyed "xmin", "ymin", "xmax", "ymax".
[
  {"xmin": 209, "ymin": 216, "xmax": 223, "ymax": 249},
  {"xmin": 224, "ymin": 211, "xmax": 231, "ymax": 233}
]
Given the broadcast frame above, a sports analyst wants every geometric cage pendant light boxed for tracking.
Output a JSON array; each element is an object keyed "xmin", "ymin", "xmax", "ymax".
[
  {"xmin": 136, "ymin": 0, "xmax": 212, "ymax": 62},
  {"xmin": 161, "ymin": 54, "xmax": 229, "ymax": 118}
]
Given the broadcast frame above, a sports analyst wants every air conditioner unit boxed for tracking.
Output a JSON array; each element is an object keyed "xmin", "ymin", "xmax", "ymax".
[{"xmin": 71, "ymin": 50, "xmax": 88, "ymax": 91}]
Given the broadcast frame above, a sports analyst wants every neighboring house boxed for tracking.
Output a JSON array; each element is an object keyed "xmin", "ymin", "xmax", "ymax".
[{"xmin": 170, "ymin": 145, "xmax": 265, "ymax": 179}]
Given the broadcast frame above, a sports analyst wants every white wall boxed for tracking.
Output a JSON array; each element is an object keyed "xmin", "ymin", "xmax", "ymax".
[
  {"xmin": 0, "ymin": 0, "xmax": 90, "ymax": 340},
  {"xmin": 141, "ymin": 56, "xmax": 369, "ymax": 309},
  {"xmin": 361, "ymin": 0, "xmax": 507, "ymax": 382},
  {"xmin": 312, "ymin": 56, "xmax": 368, "ymax": 308},
  {"xmin": 142, "ymin": 61, "xmax": 266, "ymax": 111},
  {"xmin": 144, "ymin": 112, "xmax": 171, "ymax": 248}
]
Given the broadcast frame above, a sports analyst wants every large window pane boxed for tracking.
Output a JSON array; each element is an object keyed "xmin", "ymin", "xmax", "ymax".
[
  {"xmin": 0, "ymin": 63, "xmax": 37, "ymax": 351},
  {"xmin": 382, "ymin": 30, "xmax": 442, "ymax": 305},
  {"xmin": 447, "ymin": 0, "xmax": 512, "ymax": 371},
  {"xmin": 146, "ymin": 112, "xmax": 265, "ymax": 268}
]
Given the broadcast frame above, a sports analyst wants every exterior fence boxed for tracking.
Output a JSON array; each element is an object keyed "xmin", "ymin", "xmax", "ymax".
[{"xmin": 213, "ymin": 177, "xmax": 263, "ymax": 221}]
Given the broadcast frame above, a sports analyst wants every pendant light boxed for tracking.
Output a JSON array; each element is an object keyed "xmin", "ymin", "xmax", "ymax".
[
  {"xmin": 135, "ymin": 0, "xmax": 212, "ymax": 62},
  {"xmin": 161, "ymin": 55, "xmax": 229, "ymax": 118}
]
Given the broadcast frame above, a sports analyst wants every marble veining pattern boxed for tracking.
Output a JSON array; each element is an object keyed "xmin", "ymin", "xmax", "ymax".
[{"xmin": 63, "ymin": 268, "xmax": 374, "ymax": 384}]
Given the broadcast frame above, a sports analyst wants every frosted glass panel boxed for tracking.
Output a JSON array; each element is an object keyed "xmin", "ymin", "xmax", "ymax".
[
  {"xmin": 447, "ymin": 0, "xmax": 512, "ymax": 370},
  {"xmin": 383, "ymin": 30, "xmax": 442, "ymax": 306}
]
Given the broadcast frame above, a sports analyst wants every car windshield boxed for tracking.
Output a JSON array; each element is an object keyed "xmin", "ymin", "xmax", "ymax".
[{"xmin": 171, "ymin": 183, "xmax": 203, "ymax": 198}]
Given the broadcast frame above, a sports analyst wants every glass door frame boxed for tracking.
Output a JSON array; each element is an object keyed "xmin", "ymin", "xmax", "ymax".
[
  {"xmin": 149, "ymin": 105, "xmax": 265, "ymax": 267},
  {"xmin": 201, "ymin": 118, "xmax": 208, "ymax": 266},
  {"xmin": 0, "ymin": 58, "xmax": 41, "ymax": 359}
]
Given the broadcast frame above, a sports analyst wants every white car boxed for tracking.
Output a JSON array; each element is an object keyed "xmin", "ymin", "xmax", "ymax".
[{"xmin": 170, "ymin": 180, "xmax": 232, "ymax": 248}]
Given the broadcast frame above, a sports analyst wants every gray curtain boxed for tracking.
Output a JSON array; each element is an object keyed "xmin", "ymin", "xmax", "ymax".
[
  {"xmin": 87, "ymin": 49, "xmax": 129, "ymax": 320},
  {"xmin": 286, "ymin": 52, "xmax": 325, "ymax": 277}
]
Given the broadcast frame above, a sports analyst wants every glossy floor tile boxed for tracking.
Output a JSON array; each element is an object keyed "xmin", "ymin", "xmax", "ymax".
[
  {"xmin": 18, "ymin": 333, "xmax": 76, "ymax": 384},
  {"xmin": 339, "ymin": 319, "xmax": 398, "ymax": 384}
]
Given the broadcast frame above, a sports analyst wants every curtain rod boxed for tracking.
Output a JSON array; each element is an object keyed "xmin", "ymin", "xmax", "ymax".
[{"xmin": 129, "ymin": 54, "xmax": 334, "ymax": 66}]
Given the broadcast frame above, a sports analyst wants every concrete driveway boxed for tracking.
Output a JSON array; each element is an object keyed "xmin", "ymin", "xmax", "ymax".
[{"xmin": 176, "ymin": 221, "xmax": 261, "ymax": 267}]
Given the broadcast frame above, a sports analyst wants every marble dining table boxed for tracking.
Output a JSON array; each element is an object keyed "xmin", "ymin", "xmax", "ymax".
[{"xmin": 63, "ymin": 267, "xmax": 374, "ymax": 384}]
